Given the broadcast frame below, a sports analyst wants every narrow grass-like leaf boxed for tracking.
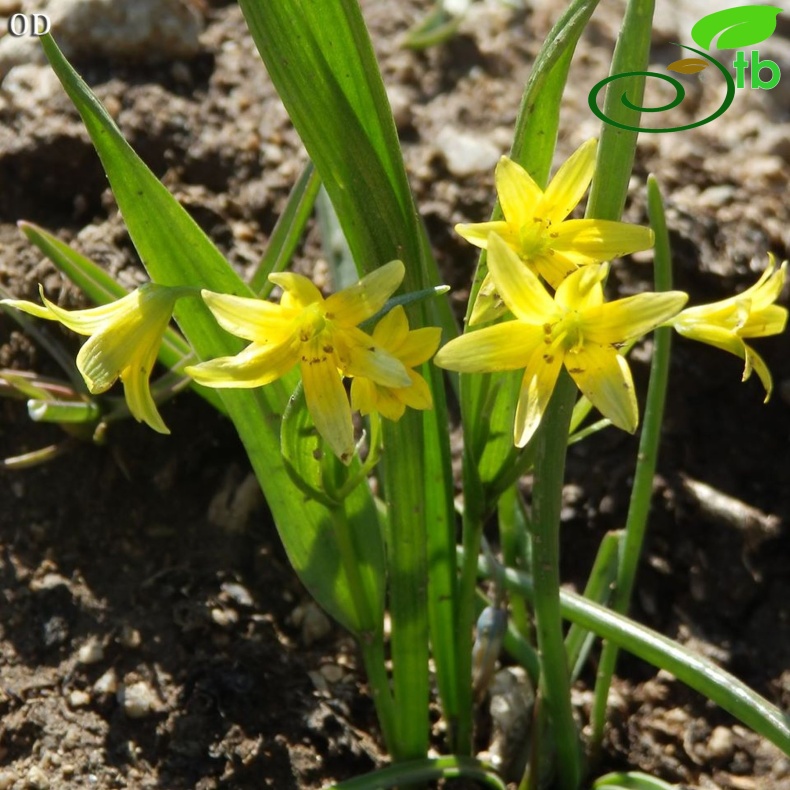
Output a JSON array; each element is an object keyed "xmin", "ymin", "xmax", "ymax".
[
  {"xmin": 251, "ymin": 160, "xmax": 321, "ymax": 296},
  {"xmin": 483, "ymin": 559, "xmax": 790, "ymax": 757},
  {"xmin": 330, "ymin": 756, "xmax": 507, "ymax": 790},
  {"xmin": 39, "ymin": 34, "xmax": 383, "ymax": 638}
]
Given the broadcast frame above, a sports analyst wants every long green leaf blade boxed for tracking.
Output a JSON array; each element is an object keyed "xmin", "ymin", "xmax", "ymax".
[{"xmin": 39, "ymin": 33, "xmax": 384, "ymax": 637}]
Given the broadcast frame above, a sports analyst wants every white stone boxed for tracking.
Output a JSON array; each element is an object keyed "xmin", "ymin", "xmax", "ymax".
[{"xmin": 435, "ymin": 126, "xmax": 501, "ymax": 178}]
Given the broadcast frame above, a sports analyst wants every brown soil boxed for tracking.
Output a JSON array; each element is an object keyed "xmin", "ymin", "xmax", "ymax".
[{"xmin": 1, "ymin": 1, "xmax": 789, "ymax": 788}]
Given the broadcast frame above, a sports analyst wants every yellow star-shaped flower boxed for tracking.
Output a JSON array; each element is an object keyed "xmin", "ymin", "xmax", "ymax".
[
  {"xmin": 350, "ymin": 305, "xmax": 441, "ymax": 421},
  {"xmin": 2, "ymin": 284, "xmax": 182, "ymax": 433},
  {"xmin": 670, "ymin": 255, "xmax": 787, "ymax": 400},
  {"xmin": 457, "ymin": 138, "xmax": 655, "ymax": 324},
  {"xmin": 434, "ymin": 234, "xmax": 687, "ymax": 447},
  {"xmin": 186, "ymin": 261, "xmax": 412, "ymax": 463}
]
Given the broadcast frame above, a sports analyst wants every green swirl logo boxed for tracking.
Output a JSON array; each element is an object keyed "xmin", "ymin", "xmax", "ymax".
[
  {"xmin": 588, "ymin": 45, "xmax": 735, "ymax": 133},
  {"xmin": 588, "ymin": 4, "xmax": 782, "ymax": 133}
]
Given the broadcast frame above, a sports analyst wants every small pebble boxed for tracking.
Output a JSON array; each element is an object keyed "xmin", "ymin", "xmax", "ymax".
[
  {"xmin": 435, "ymin": 126, "xmax": 501, "ymax": 178},
  {"xmin": 119, "ymin": 625, "xmax": 141, "ymax": 649},
  {"xmin": 26, "ymin": 766, "xmax": 50, "ymax": 790},
  {"xmin": 292, "ymin": 601, "xmax": 332, "ymax": 645},
  {"xmin": 221, "ymin": 582, "xmax": 253, "ymax": 608},
  {"xmin": 210, "ymin": 607, "xmax": 238, "ymax": 628},
  {"xmin": 77, "ymin": 638, "xmax": 105, "ymax": 665},
  {"xmin": 708, "ymin": 725, "xmax": 735, "ymax": 760},
  {"xmin": 68, "ymin": 689, "xmax": 91, "ymax": 708},
  {"xmin": 0, "ymin": 771, "xmax": 15, "ymax": 790},
  {"xmin": 93, "ymin": 668, "xmax": 118, "ymax": 697},
  {"xmin": 319, "ymin": 664, "xmax": 344, "ymax": 683},
  {"xmin": 119, "ymin": 681, "xmax": 157, "ymax": 719}
]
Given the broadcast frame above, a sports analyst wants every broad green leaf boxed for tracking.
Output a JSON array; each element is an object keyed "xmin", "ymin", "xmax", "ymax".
[
  {"xmin": 239, "ymin": 0, "xmax": 457, "ymax": 759},
  {"xmin": 39, "ymin": 33, "xmax": 383, "ymax": 637},
  {"xmin": 691, "ymin": 5, "xmax": 782, "ymax": 50}
]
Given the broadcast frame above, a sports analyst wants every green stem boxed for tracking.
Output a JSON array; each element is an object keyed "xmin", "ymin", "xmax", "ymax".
[
  {"xmin": 498, "ymin": 485, "xmax": 531, "ymax": 641},
  {"xmin": 331, "ymin": 755, "xmax": 507, "ymax": 790},
  {"xmin": 330, "ymin": 505, "xmax": 397, "ymax": 753},
  {"xmin": 529, "ymin": 370, "xmax": 583, "ymax": 790},
  {"xmin": 453, "ymin": 442, "xmax": 487, "ymax": 754},
  {"xmin": 589, "ymin": 175, "xmax": 674, "ymax": 755}
]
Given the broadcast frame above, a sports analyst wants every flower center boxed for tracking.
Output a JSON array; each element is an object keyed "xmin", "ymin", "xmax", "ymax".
[
  {"xmin": 546, "ymin": 307, "xmax": 584, "ymax": 350},
  {"xmin": 518, "ymin": 219, "xmax": 550, "ymax": 259}
]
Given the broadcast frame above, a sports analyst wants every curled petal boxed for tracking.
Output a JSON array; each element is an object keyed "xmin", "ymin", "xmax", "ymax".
[{"xmin": 121, "ymin": 343, "xmax": 169, "ymax": 434}]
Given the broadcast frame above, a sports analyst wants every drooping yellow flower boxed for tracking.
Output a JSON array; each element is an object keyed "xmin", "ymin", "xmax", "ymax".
[
  {"xmin": 1, "ymin": 283, "xmax": 182, "ymax": 433},
  {"xmin": 456, "ymin": 138, "xmax": 655, "ymax": 324},
  {"xmin": 434, "ymin": 233, "xmax": 687, "ymax": 447},
  {"xmin": 670, "ymin": 255, "xmax": 787, "ymax": 400},
  {"xmin": 186, "ymin": 261, "xmax": 412, "ymax": 463},
  {"xmin": 350, "ymin": 305, "xmax": 441, "ymax": 421}
]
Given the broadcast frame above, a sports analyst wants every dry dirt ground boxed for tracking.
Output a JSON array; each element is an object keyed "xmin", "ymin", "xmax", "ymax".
[{"xmin": 1, "ymin": 0, "xmax": 789, "ymax": 788}]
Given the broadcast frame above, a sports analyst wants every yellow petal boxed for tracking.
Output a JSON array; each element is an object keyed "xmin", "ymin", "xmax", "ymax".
[
  {"xmin": 301, "ymin": 353, "xmax": 355, "ymax": 464},
  {"xmin": 372, "ymin": 305, "xmax": 410, "ymax": 349},
  {"xmin": 200, "ymin": 290, "xmax": 293, "ymax": 343},
  {"xmin": 455, "ymin": 220, "xmax": 517, "ymax": 250},
  {"xmin": 495, "ymin": 157, "xmax": 543, "ymax": 228},
  {"xmin": 371, "ymin": 386, "xmax": 407, "ymax": 421},
  {"xmin": 582, "ymin": 291, "xmax": 688, "ymax": 344},
  {"xmin": 397, "ymin": 369, "xmax": 433, "ymax": 411},
  {"xmin": 486, "ymin": 233, "xmax": 557, "ymax": 322},
  {"xmin": 739, "ymin": 303, "xmax": 787, "ymax": 338},
  {"xmin": 350, "ymin": 376, "xmax": 376, "ymax": 415},
  {"xmin": 395, "ymin": 326, "xmax": 442, "ymax": 367},
  {"xmin": 564, "ymin": 344, "xmax": 638, "ymax": 433},
  {"xmin": 336, "ymin": 326, "xmax": 410, "ymax": 387},
  {"xmin": 539, "ymin": 138, "xmax": 597, "ymax": 225},
  {"xmin": 744, "ymin": 346, "xmax": 773, "ymax": 401},
  {"xmin": 121, "ymin": 344, "xmax": 170, "ymax": 434},
  {"xmin": 434, "ymin": 321, "xmax": 543, "ymax": 373},
  {"xmin": 514, "ymin": 342, "xmax": 564, "ymax": 447},
  {"xmin": 186, "ymin": 335, "xmax": 299, "ymax": 388},
  {"xmin": 268, "ymin": 271, "xmax": 323, "ymax": 311},
  {"xmin": 746, "ymin": 256, "xmax": 786, "ymax": 312},
  {"xmin": 550, "ymin": 219, "xmax": 655, "ymax": 264},
  {"xmin": 324, "ymin": 260, "xmax": 405, "ymax": 327},
  {"xmin": 554, "ymin": 263, "xmax": 607, "ymax": 312},
  {"xmin": 0, "ymin": 296, "xmax": 59, "ymax": 322},
  {"xmin": 530, "ymin": 251, "xmax": 580, "ymax": 290}
]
